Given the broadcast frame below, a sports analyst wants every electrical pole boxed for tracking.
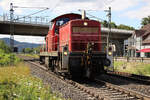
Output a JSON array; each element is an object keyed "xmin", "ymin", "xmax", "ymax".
[
  {"xmin": 105, "ymin": 7, "xmax": 114, "ymax": 71},
  {"xmin": 10, "ymin": 3, "xmax": 14, "ymax": 65},
  {"xmin": 105, "ymin": 7, "xmax": 111, "ymax": 52},
  {"xmin": 9, "ymin": 3, "xmax": 49, "ymax": 65}
]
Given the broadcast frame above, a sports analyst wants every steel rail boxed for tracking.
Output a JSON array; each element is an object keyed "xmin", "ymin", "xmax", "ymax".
[
  {"xmin": 95, "ymin": 78, "xmax": 150, "ymax": 100},
  {"xmin": 107, "ymin": 71, "xmax": 150, "ymax": 85}
]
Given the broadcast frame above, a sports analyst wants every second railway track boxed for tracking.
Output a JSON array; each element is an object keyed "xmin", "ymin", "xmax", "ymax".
[{"xmin": 107, "ymin": 71, "xmax": 150, "ymax": 85}]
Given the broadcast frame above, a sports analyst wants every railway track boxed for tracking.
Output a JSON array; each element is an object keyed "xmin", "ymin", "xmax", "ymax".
[
  {"xmin": 94, "ymin": 79, "xmax": 150, "ymax": 100},
  {"xmin": 19, "ymin": 55, "xmax": 150, "ymax": 100},
  {"xmin": 107, "ymin": 71, "xmax": 150, "ymax": 85}
]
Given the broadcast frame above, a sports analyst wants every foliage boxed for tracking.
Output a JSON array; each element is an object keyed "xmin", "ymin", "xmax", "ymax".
[
  {"xmin": 0, "ymin": 49, "xmax": 21, "ymax": 66},
  {"xmin": 24, "ymin": 48, "xmax": 34, "ymax": 53},
  {"xmin": 117, "ymin": 24, "xmax": 135, "ymax": 30},
  {"xmin": 22, "ymin": 46, "xmax": 41, "ymax": 54},
  {"xmin": 141, "ymin": 16, "xmax": 150, "ymax": 26},
  {"xmin": 21, "ymin": 54, "xmax": 39, "ymax": 58},
  {"xmin": 101, "ymin": 20, "xmax": 135, "ymax": 30},
  {"xmin": 114, "ymin": 61, "xmax": 150, "ymax": 76},
  {"xmin": 0, "ymin": 40, "xmax": 21, "ymax": 66},
  {"xmin": 0, "ymin": 53, "xmax": 21, "ymax": 67},
  {"xmin": 101, "ymin": 20, "xmax": 117, "ymax": 28},
  {"xmin": 101, "ymin": 20, "xmax": 109, "ymax": 27},
  {"xmin": 0, "ymin": 40, "xmax": 11, "ymax": 53},
  {"xmin": 0, "ymin": 64, "xmax": 65, "ymax": 100},
  {"xmin": 111, "ymin": 22, "xmax": 117, "ymax": 28}
]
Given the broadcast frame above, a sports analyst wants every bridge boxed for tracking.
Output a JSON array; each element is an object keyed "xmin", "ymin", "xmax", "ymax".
[
  {"xmin": 0, "ymin": 13, "xmax": 133, "ymax": 37},
  {"xmin": 0, "ymin": 14, "xmax": 50, "ymax": 36},
  {"xmin": 0, "ymin": 13, "xmax": 134, "ymax": 56}
]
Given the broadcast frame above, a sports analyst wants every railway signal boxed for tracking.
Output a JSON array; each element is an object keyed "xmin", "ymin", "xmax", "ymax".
[
  {"xmin": 107, "ymin": 44, "xmax": 115, "ymax": 71},
  {"xmin": 108, "ymin": 45, "xmax": 113, "ymax": 56}
]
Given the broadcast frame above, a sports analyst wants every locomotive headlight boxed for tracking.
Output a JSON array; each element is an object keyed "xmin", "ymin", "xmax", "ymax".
[
  {"xmin": 64, "ymin": 52, "xmax": 68, "ymax": 56},
  {"xmin": 108, "ymin": 52, "xmax": 112, "ymax": 56},
  {"xmin": 84, "ymin": 22, "xmax": 88, "ymax": 26}
]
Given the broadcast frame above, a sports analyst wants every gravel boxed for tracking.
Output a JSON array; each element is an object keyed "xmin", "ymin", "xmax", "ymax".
[
  {"xmin": 97, "ymin": 74, "xmax": 150, "ymax": 96},
  {"xmin": 26, "ymin": 62, "xmax": 96, "ymax": 100}
]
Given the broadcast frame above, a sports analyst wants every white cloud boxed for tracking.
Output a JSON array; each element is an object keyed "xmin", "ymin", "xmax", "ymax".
[
  {"xmin": 0, "ymin": 0, "xmax": 115, "ymax": 15},
  {"xmin": 0, "ymin": 35, "xmax": 45, "ymax": 44},
  {"xmin": 123, "ymin": 0, "xmax": 150, "ymax": 19},
  {"xmin": 106, "ymin": 0, "xmax": 139, "ymax": 11},
  {"xmin": 14, "ymin": 36, "xmax": 45, "ymax": 44},
  {"xmin": 0, "ymin": 0, "xmax": 148, "ymax": 19},
  {"xmin": 0, "ymin": 0, "xmax": 11, "ymax": 11}
]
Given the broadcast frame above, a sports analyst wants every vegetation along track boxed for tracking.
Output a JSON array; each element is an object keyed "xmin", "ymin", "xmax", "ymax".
[{"xmin": 19, "ymin": 55, "xmax": 150, "ymax": 100}]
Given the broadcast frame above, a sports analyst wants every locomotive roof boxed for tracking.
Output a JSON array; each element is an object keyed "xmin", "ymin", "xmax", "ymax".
[{"xmin": 51, "ymin": 13, "xmax": 82, "ymax": 22}]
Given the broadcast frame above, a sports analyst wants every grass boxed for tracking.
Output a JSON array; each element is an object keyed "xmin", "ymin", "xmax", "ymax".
[
  {"xmin": 114, "ymin": 61, "xmax": 150, "ymax": 76},
  {"xmin": 20, "ymin": 54, "xmax": 39, "ymax": 58},
  {"xmin": 0, "ymin": 53, "xmax": 21, "ymax": 66},
  {"xmin": 0, "ymin": 63, "xmax": 65, "ymax": 100}
]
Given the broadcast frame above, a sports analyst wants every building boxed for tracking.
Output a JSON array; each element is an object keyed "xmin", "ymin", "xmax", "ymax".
[{"xmin": 128, "ymin": 24, "xmax": 150, "ymax": 57}]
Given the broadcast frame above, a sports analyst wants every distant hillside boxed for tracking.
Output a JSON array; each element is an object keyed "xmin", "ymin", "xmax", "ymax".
[{"xmin": 0, "ymin": 38, "xmax": 42, "ymax": 52}]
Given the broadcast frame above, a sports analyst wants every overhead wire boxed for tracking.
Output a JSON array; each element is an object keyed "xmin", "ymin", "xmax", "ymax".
[
  {"xmin": 50, "ymin": 0, "xmax": 61, "ymax": 12},
  {"xmin": 79, "ymin": 0, "xmax": 115, "ymax": 22},
  {"xmin": 86, "ymin": 12, "xmax": 105, "ymax": 21},
  {"xmin": 12, "ymin": 0, "xmax": 62, "ymax": 20},
  {"xmin": 78, "ymin": 9, "xmax": 105, "ymax": 22},
  {"xmin": 13, "ymin": 6, "xmax": 49, "ymax": 9},
  {"xmin": 14, "ymin": 8, "xmax": 49, "ymax": 20},
  {"xmin": 10, "ymin": 0, "xmax": 60, "ymax": 47}
]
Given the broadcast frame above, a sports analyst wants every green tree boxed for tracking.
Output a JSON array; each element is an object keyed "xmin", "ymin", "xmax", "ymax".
[
  {"xmin": 33, "ymin": 46, "xmax": 41, "ymax": 54},
  {"xmin": 101, "ymin": 21, "xmax": 118, "ymax": 28},
  {"xmin": 101, "ymin": 20, "xmax": 134, "ymax": 30},
  {"xmin": 101, "ymin": 20, "xmax": 108, "ymax": 27},
  {"xmin": 111, "ymin": 22, "xmax": 117, "ymax": 28},
  {"xmin": 141, "ymin": 16, "xmax": 150, "ymax": 26},
  {"xmin": 24, "ymin": 48, "xmax": 33, "ymax": 53},
  {"xmin": 0, "ymin": 40, "xmax": 11, "ymax": 53},
  {"xmin": 117, "ymin": 24, "xmax": 135, "ymax": 30},
  {"xmin": 22, "ymin": 47, "xmax": 40, "ymax": 54}
]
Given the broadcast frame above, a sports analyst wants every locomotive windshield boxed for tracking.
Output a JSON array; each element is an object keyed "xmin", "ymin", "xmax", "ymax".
[{"xmin": 56, "ymin": 18, "xmax": 70, "ymax": 26}]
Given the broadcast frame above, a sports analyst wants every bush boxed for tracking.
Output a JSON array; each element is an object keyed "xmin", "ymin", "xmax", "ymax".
[
  {"xmin": 0, "ymin": 40, "xmax": 21, "ymax": 66},
  {"xmin": 0, "ymin": 52, "xmax": 21, "ymax": 66},
  {"xmin": 0, "ymin": 40, "xmax": 11, "ymax": 53},
  {"xmin": 0, "ymin": 65, "xmax": 64, "ymax": 100}
]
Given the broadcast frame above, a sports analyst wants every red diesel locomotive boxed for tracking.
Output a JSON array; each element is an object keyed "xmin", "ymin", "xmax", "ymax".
[{"xmin": 40, "ymin": 13, "xmax": 111, "ymax": 78}]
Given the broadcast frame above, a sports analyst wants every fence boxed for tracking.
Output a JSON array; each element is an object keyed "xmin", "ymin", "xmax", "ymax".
[
  {"xmin": 114, "ymin": 57, "xmax": 150, "ymax": 63},
  {"xmin": 0, "ymin": 13, "xmax": 50, "ymax": 25}
]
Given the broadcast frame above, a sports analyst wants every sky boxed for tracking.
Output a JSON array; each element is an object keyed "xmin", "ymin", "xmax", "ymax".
[{"xmin": 0, "ymin": 0, "xmax": 150, "ymax": 43}]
